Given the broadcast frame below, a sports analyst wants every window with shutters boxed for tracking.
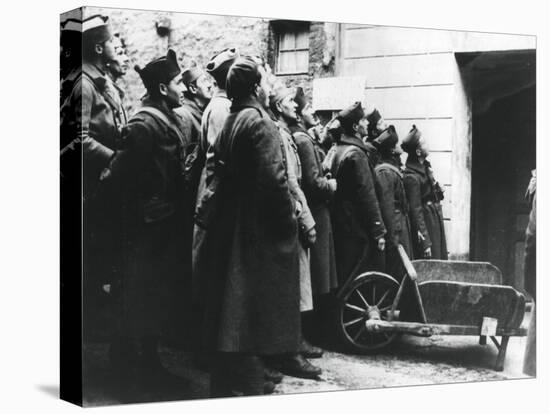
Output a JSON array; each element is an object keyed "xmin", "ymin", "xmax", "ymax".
[{"xmin": 276, "ymin": 27, "xmax": 310, "ymax": 74}]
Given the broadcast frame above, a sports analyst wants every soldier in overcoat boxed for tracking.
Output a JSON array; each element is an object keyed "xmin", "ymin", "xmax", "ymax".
[
  {"xmin": 374, "ymin": 126, "xmax": 413, "ymax": 278},
  {"xmin": 326, "ymin": 102, "xmax": 387, "ymax": 285},
  {"xmin": 194, "ymin": 57, "xmax": 301, "ymax": 395},
  {"xmin": 175, "ymin": 65, "xmax": 214, "ymax": 276},
  {"xmin": 402, "ymin": 125, "xmax": 448, "ymax": 260},
  {"xmin": 188, "ymin": 48, "xmax": 240, "ymax": 369},
  {"xmin": 290, "ymin": 87, "xmax": 338, "ymax": 297},
  {"xmin": 269, "ymin": 82, "xmax": 323, "ymax": 379},
  {"xmin": 192, "ymin": 48, "xmax": 239, "ymax": 291},
  {"xmin": 105, "ymin": 50, "xmax": 188, "ymax": 386},
  {"xmin": 60, "ymin": 14, "xmax": 128, "ymax": 342}
]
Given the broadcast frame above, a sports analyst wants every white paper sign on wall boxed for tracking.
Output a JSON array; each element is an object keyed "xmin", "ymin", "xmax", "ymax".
[{"xmin": 312, "ymin": 76, "xmax": 366, "ymax": 111}]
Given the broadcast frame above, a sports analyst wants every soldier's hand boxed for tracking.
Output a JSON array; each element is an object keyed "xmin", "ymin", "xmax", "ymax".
[
  {"xmin": 424, "ymin": 247, "xmax": 432, "ymax": 258},
  {"xmin": 377, "ymin": 237, "xmax": 386, "ymax": 251},
  {"xmin": 305, "ymin": 227, "xmax": 317, "ymax": 246},
  {"xmin": 327, "ymin": 178, "xmax": 337, "ymax": 193}
]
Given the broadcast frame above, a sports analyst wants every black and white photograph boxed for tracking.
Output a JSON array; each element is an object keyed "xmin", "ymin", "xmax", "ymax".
[
  {"xmin": 4, "ymin": 0, "xmax": 547, "ymax": 412},
  {"xmin": 57, "ymin": 3, "xmax": 541, "ymax": 407}
]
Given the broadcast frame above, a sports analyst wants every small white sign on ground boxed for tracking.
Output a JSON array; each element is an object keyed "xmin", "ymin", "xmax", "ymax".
[{"xmin": 480, "ymin": 316, "xmax": 498, "ymax": 337}]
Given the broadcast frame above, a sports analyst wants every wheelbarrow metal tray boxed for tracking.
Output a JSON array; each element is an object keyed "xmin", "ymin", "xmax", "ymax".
[{"xmin": 418, "ymin": 281, "xmax": 526, "ymax": 329}]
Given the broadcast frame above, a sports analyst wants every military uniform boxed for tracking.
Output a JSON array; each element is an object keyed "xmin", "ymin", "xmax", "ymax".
[
  {"xmin": 279, "ymin": 123, "xmax": 315, "ymax": 312},
  {"xmin": 375, "ymin": 159, "xmax": 413, "ymax": 278},
  {"xmin": 403, "ymin": 158, "xmax": 448, "ymax": 260},
  {"xmin": 175, "ymin": 97, "xmax": 203, "ymax": 157},
  {"xmin": 192, "ymin": 50, "xmax": 238, "ymax": 303},
  {"xmin": 102, "ymin": 52, "xmax": 190, "ymax": 386},
  {"xmin": 108, "ymin": 97, "xmax": 188, "ymax": 339},
  {"xmin": 329, "ymin": 133, "xmax": 387, "ymax": 284},
  {"xmin": 61, "ymin": 51, "xmax": 127, "ymax": 341},
  {"xmin": 196, "ymin": 94, "xmax": 301, "ymax": 356},
  {"xmin": 291, "ymin": 124, "xmax": 338, "ymax": 295},
  {"xmin": 61, "ymin": 62, "xmax": 127, "ymax": 200}
]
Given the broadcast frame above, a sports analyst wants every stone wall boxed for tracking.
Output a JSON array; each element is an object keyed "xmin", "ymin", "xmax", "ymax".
[
  {"xmin": 82, "ymin": 7, "xmax": 335, "ymax": 115},
  {"xmin": 85, "ymin": 7, "xmax": 270, "ymax": 115},
  {"xmin": 267, "ymin": 20, "xmax": 338, "ymax": 101}
]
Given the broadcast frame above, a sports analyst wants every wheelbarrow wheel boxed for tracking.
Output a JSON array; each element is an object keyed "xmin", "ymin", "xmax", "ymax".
[{"xmin": 335, "ymin": 272, "xmax": 400, "ymax": 354}]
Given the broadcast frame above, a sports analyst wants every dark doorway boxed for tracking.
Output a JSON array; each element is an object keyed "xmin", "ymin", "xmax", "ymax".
[
  {"xmin": 469, "ymin": 75, "xmax": 535, "ymax": 289},
  {"xmin": 458, "ymin": 49, "xmax": 535, "ymax": 290}
]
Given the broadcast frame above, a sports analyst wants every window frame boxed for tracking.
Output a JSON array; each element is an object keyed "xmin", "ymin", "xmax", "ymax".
[{"xmin": 275, "ymin": 25, "xmax": 310, "ymax": 75}]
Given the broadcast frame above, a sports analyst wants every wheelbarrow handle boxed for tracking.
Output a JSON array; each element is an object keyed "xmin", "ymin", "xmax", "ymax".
[
  {"xmin": 397, "ymin": 244, "xmax": 418, "ymax": 281},
  {"xmin": 397, "ymin": 244, "xmax": 428, "ymax": 324}
]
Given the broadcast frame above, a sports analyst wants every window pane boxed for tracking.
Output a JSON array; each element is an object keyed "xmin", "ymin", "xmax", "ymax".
[
  {"xmin": 296, "ymin": 51, "xmax": 309, "ymax": 72},
  {"xmin": 296, "ymin": 29, "xmax": 309, "ymax": 49},
  {"xmin": 277, "ymin": 51, "xmax": 286, "ymax": 72},
  {"xmin": 278, "ymin": 51, "xmax": 296, "ymax": 73},
  {"xmin": 279, "ymin": 32, "xmax": 296, "ymax": 51}
]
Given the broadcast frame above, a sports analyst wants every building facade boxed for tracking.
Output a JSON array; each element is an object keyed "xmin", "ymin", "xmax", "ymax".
[
  {"xmin": 327, "ymin": 24, "xmax": 535, "ymax": 289},
  {"xmin": 71, "ymin": 7, "xmax": 536, "ymax": 289}
]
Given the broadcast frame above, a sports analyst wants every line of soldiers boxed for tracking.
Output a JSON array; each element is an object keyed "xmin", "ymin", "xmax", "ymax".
[{"xmin": 60, "ymin": 15, "xmax": 448, "ymax": 399}]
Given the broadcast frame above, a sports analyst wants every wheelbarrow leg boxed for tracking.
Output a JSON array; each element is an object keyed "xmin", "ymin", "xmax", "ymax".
[{"xmin": 492, "ymin": 335, "xmax": 510, "ymax": 372}]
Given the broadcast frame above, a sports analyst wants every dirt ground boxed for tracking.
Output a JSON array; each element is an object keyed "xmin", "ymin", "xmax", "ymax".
[
  {"xmin": 274, "ymin": 334, "xmax": 529, "ymax": 395},
  {"xmin": 82, "ymin": 313, "xmax": 533, "ymax": 406}
]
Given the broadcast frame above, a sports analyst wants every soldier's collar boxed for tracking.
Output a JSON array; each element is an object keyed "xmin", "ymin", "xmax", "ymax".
[
  {"xmin": 82, "ymin": 62, "xmax": 110, "ymax": 90},
  {"xmin": 405, "ymin": 158, "xmax": 427, "ymax": 175},
  {"xmin": 230, "ymin": 96, "xmax": 266, "ymax": 117},
  {"xmin": 339, "ymin": 134, "xmax": 369, "ymax": 152}
]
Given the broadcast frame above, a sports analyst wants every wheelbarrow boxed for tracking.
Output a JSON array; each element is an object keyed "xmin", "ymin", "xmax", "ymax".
[{"xmin": 334, "ymin": 245, "xmax": 531, "ymax": 371}]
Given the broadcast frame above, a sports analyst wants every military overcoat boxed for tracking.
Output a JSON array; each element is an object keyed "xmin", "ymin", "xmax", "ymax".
[
  {"xmin": 375, "ymin": 159, "xmax": 414, "ymax": 278},
  {"xmin": 195, "ymin": 97, "xmax": 301, "ymax": 355},
  {"xmin": 175, "ymin": 96, "xmax": 204, "ymax": 159},
  {"xmin": 328, "ymin": 134, "xmax": 387, "ymax": 285},
  {"xmin": 107, "ymin": 98, "xmax": 188, "ymax": 338},
  {"xmin": 279, "ymin": 123, "xmax": 315, "ymax": 312},
  {"xmin": 291, "ymin": 124, "xmax": 338, "ymax": 295},
  {"xmin": 403, "ymin": 158, "xmax": 448, "ymax": 260}
]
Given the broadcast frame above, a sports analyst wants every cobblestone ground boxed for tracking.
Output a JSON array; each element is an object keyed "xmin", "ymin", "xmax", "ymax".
[
  {"xmin": 274, "ymin": 334, "xmax": 529, "ymax": 395},
  {"xmin": 82, "ymin": 317, "xmax": 532, "ymax": 406}
]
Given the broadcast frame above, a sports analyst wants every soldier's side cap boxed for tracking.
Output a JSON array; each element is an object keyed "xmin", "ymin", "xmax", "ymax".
[
  {"xmin": 61, "ymin": 18, "xmax": 82, "ymax": 32},
  {"xmin": 269, "ymin": 82, "xmax": 294, "ymax": 108},
  {"xmin": 206, "ymin": 48, "xmax": 239, "ymax": 76},
  {"xmin": 182, "ymin": 66, "xmax": 204, "ymax": 88},
  {"xmin": 337, "ymin": 101, "xmax": 365, "ymax": 126},
  {"xmin": 135, "ymin": 49, "xmax": 181, "ymax": 91},
  {"xmin": 82, "ymin": 14, "xmax": 112, "ymax": 45},
  {"xmin": 61, "ymin": 18, "xmax": 82, "ymax": 44},
  {"xmin": 294, "ymin": 86, "xmax": 308, "ymax": 115},
  {"xmin": 226, "ymin": 56, "xmax": 262, "ymax": 100},
  {"xmin": 374, "ymin": 125, "xmax": 399, "ymax": 150},
  {"xmin": 401, "ymin": 124, "xmax": 422, "ymax": 153},
  {"xmin": 366, "ymin": 108, "xmax": 381, "ymax": 125}
]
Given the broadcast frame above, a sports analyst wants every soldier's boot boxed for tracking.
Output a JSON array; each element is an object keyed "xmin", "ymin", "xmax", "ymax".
[
  {"xmin": 299, "ymin": 337, "xmax": 324, "ymax": 359},
  {"xmin": 277, "ymin": 353, "xmax": 322, "ymax": 379}
]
